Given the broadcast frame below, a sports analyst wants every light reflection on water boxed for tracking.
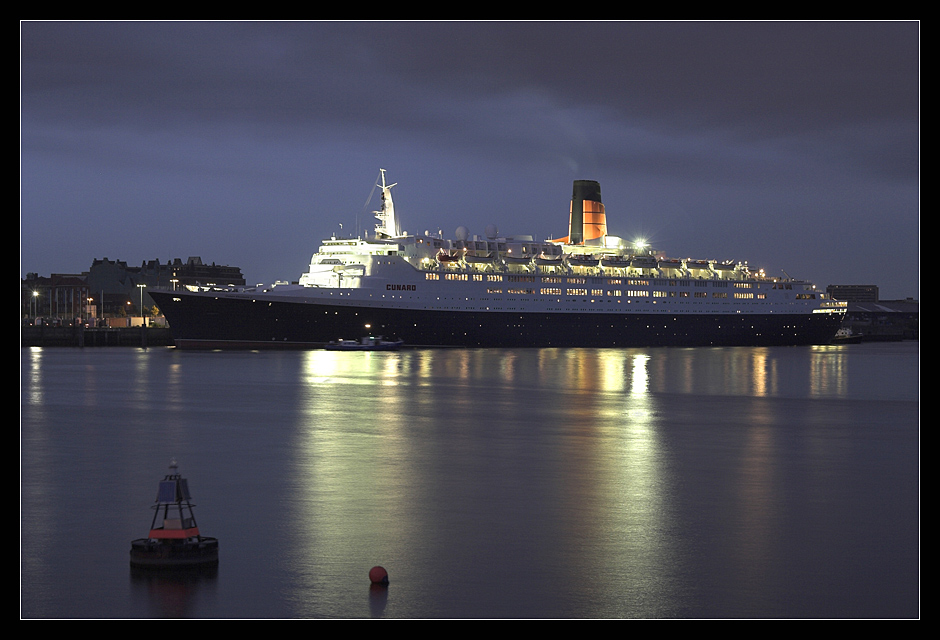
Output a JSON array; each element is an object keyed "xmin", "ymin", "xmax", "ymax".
[{"xmin": 21, "ymin": 343, "xmax": 918, "ymax": 618}]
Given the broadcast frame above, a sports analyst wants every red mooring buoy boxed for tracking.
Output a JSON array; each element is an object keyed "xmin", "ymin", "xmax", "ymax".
[{"xmin": 369, "ymin": 565, "xmax": 389, "ymax": 585}]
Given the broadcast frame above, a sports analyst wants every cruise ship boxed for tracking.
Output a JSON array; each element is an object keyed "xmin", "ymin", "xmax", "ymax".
[{"xmin": 149, "ymin": 170, "xmax": 846, "ymax": 349}]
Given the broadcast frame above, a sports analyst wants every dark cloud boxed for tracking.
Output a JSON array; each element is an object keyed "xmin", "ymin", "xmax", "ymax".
[{"xmin": 21, "ymin": 21, "xmax": 919, "ymax": 298}]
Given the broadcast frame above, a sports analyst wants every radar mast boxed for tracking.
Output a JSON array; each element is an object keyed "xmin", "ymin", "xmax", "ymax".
[{"xmin": 374, "ymin": 169, "xmax": 400, "ymax": 237}]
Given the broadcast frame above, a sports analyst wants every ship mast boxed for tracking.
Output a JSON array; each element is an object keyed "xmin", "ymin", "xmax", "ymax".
[{"xmin": 373, "ymin": 168, "xmax": 401, "ymax": 238}]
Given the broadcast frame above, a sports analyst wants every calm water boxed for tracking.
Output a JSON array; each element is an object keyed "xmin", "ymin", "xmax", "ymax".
[{"xmin": 21, "ymin": 343, "xmax": 919, "ymax": 618}]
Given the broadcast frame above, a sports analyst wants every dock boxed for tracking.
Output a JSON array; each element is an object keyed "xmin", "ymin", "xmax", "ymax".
[{"xmin": 21, "ymin": 326, "xmax": 174, "ymax": 348}]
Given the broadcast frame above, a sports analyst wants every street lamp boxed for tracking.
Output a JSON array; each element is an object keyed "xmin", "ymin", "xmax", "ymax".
[{"xmin": 137, "ymin": 284, "xmax": 147, "ymax": 326}]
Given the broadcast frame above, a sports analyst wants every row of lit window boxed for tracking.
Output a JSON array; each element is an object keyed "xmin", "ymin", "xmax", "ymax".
[
  {"xmin": 423, "ymin": 286, "xmax": 762, "ymax": 300},
  {"xmin": 414, "ymin": 289, "xmax": 775, "ymax": 303},
  {"xmin": 426, "ymin": 272, "xmax": 763, "ymax": 291}
]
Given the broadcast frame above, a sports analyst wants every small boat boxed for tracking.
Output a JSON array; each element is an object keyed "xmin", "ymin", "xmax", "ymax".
[
  {"xmin": 463, "ymin": 252, "xmax": 496, "ymax": 264},
  {"xmin": 630, "ymin": 256, "xmax": 659, "ymax": 269},
  {"xmin": 685, "ymin": 259, "xmax": 712, "ymax": 271},
  {"xmin": 600, "ymin": 255, "xmax": 631, "ymax": 268},
  {"xmin": 129, "ymin": 459, "xmax": 218, "ymax": 569},
  {"xmin": 502, "ymin": 253, "xmax": 534, "ymax": 265},
  {"xmin": 565, "ymin": 254, "xmax": 599, "ymax": 267},
  {"xmin": 325, "ymin": 336, "xmax": 404, "ymax": 351},
  {"xmin": 436, "ymin": 249, "xmax": 460, "ymax": 263},
  {"xmin": 832, "ymin": 327, "xmax": 864, "ymax": 344},
  {"xmin": 534, "ymin": 254, "xmax": 563, "ymax": 266}
]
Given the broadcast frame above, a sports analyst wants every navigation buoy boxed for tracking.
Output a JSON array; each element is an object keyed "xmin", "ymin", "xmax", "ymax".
[
  {"xmin": 129, "ymin": 459, "xmax": 218, "ymax": 569},
  {"xmin": 369, "ymin": 566, "xmax": 389, "ymax": 585}
]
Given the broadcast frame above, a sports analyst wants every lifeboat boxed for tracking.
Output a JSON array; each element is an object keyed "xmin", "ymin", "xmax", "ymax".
[
  {"xmin": 502, "ymin": 253, "xmax": 533, "ymax": 265},
  {"xmin": 629, "ymin": 256, "xmax": 658, "ymax": 269},
  {"xmin": 534, "ymin": 253, "xmax": 563, "ymax": 266},
  {"xmin": 463, "ymin": 252, "xmax": 497, "ymax": 264},
  {"xmin": 565, "ymin": 254, "xmax": 599, "ymax": 267},
  {"xmin": 129, "ymin": 459, "xmax": 219, "ymax": 569},
  {"xmin": 600, "ymin": 255, "xmax": 631, "ymax": 268},
  {"xmin": 436, "ymin": 250, "xmax": 460, "ymax": 263}
]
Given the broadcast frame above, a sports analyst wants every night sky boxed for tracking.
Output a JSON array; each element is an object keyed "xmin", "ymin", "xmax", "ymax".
[{"xmin": 21, "ymin": 21, "xmax": 919, "ymax": 299}]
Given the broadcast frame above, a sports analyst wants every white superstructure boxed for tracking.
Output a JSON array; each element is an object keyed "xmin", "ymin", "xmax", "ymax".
[{"xmin": 288, "ymin": 170, "xmax": 843, "ymax": 318}]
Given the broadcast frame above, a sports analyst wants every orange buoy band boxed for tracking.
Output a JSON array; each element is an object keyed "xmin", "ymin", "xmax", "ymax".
[{"xmin": 149, "ymin": 527, "xmax": 200, "ymax": 539}]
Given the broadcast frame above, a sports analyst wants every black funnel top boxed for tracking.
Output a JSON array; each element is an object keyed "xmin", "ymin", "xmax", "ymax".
[{"xmin": 572, "ymin": 180, "xmax": 602, "ymax": 204}]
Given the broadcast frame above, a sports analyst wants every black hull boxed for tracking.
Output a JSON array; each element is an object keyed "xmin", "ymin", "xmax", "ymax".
[
  {"xmin": 129, "ymin": 537, "xmax": 219, "ymax": 568},
  {"xmin": 151, "ymin": 291, "xmax": 844, "ymax": 349}
]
